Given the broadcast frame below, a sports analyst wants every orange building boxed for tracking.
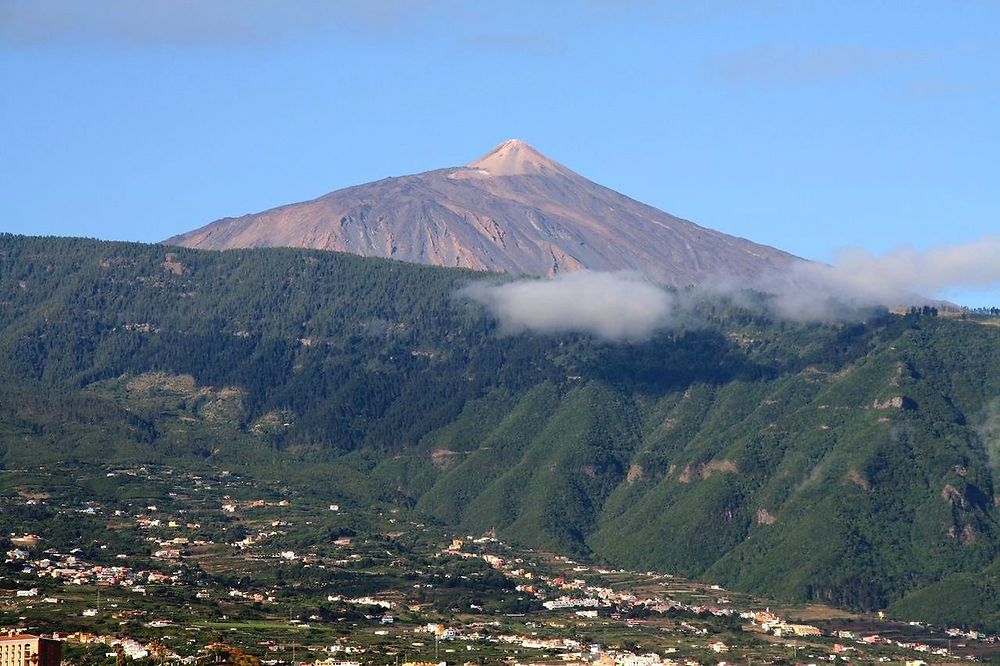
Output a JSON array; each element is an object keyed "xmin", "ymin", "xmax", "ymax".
[{"xmin": 0, "ymin": 635, "xmax": 62, "ymax": 666}]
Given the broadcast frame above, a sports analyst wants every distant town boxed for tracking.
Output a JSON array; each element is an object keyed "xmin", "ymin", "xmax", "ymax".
[{"xmin": 4, "ymin": 463, "xmax": 999, "ymax": 665}]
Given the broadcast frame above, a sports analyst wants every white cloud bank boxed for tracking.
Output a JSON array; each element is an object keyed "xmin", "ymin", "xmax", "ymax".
[
  {"xmin": 464, "ymin": 237, "xmax": 1000, "ymax": 339},
  {"xmin": 0, "ymin": 0, "xmax": 439, "ymax": 46},
  {"xmin": 462, "ymin": 271, "xmax": 673, "ymax": 341}
]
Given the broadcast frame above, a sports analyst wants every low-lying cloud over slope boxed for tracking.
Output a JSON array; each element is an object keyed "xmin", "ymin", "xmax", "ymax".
[
  {"xmin": 762, "ymin": 235, "xmax": 1000, "ymax": 319},
  {"xmin": 462, "ymin": 271, "xmax": 673, "ymax": 341},
  {"xmin": 465, "ymin": 237, "xmax": 1000, "ymax": 340}
]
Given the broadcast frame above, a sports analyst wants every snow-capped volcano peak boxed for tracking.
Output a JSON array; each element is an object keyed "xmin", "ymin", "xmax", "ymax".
[{"xmin": 466, "ymin": 139, "xmax": 574, "ymax": 177}]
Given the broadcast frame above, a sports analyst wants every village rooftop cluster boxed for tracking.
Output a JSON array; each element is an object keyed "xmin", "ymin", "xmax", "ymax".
[{"xmin": 3, "ymin": 462, "xmax": 999, "ymax": 665}]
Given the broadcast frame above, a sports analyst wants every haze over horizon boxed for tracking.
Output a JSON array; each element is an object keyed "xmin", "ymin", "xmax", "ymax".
[{"xmin": 2, "ymin": 1, "xmax": 999, "ymax": 305}]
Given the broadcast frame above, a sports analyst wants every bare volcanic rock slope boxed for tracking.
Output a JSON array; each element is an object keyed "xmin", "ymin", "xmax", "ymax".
[{"xmin": 166, "ymin": 140, "xmax": 796, "ymax": 286}]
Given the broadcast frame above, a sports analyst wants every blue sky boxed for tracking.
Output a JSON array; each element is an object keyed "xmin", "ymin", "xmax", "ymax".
[{"xmin": 2, "ymin": 0, "xmax": 998, "ymax": 305}]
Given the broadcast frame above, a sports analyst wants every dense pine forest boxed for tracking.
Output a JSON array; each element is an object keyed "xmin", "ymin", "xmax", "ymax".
[{"xmin": 2, "ymin": 234, "xmax": 1000, "ymax": 630}]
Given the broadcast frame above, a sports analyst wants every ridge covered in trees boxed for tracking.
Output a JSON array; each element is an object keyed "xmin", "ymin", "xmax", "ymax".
[{"xmin": 2, "ymin": 234, "xmax": 1000, "ymax": 630}]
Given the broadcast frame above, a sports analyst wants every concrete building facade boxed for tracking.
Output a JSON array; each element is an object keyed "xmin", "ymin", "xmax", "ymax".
[{"xmin": 0, "ymin": 635, "xmax": 62, "ymax": 666}]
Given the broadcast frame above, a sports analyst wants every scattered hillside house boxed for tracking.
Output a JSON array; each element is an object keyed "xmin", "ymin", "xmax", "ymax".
[
  {"xmin": 112, "ymin": 639, "xmax": 148, "ymax": 660},
  {"xmin": 10, "ymin": 535, "xmax": 41, "ymax": 549},
  {"xmin": 348, "ymin": 596, "xmax": 395, "ymax": 610},
  {"xmin": 543, "ymin": 596, "xmax": 600, "ymax": 610},
  {"xmin": 482, "ymin": 554, "xmax": 504, "ymax": 568},
  {"xmin": 11, "ymin": 534, "xmax": 41, "ymax": 545},
  {"xmin": 769, "ymin": 622, "xmax": 822, "ymax": 637},
  {"xmin": 423, "ymin": 623, "xmax": 445, "ymax": 636},
  {"xmin": 598, "ymin": 653, "xmax": 662, "ymax": 666},
  {"xmin": 0, "ymin": 635, "xmax": 63, "ymax": 666}
]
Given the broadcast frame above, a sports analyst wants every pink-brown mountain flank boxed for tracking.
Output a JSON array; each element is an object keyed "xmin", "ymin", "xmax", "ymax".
[{"xmin": 166, "ymin": 140, "xmax": 797, "ymax": 287}]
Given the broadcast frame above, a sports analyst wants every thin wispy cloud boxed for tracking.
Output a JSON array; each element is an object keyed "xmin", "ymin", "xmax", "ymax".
[
  {"xmin": 727, "ymin": 236, "xmax": 1000, "ymax": 320},
  {"xmin": 903, "ymin": 77, "xmax": 999, "ymax": 98},
  {"xmin": 707, "ymin": 45, "xmax": 920, "ymax": 85},
  {"xmin": 0, "ymin": 0, "xmax": 452, "ymax": 47},
  {"xmin": 466, "ymin": 32, "xmax": 565, "ymax": 56},
  {"xmin": 978, "ymin": 398, "xmax": 1000, "ymax": 479},
  {"xmin": 791, "ymin": 235, "xmax": 1000, "ymax": 298}
]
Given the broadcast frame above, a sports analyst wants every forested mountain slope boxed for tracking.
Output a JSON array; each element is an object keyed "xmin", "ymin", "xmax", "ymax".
[{"xmin": 2, "ymin": 234, "xmax": 999, "ymax": 629}]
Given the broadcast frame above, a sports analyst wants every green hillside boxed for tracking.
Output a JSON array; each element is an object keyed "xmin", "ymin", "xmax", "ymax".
[{"xmin": 2, "ymin": 234, "xmax": 999, "ymax": 629}]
